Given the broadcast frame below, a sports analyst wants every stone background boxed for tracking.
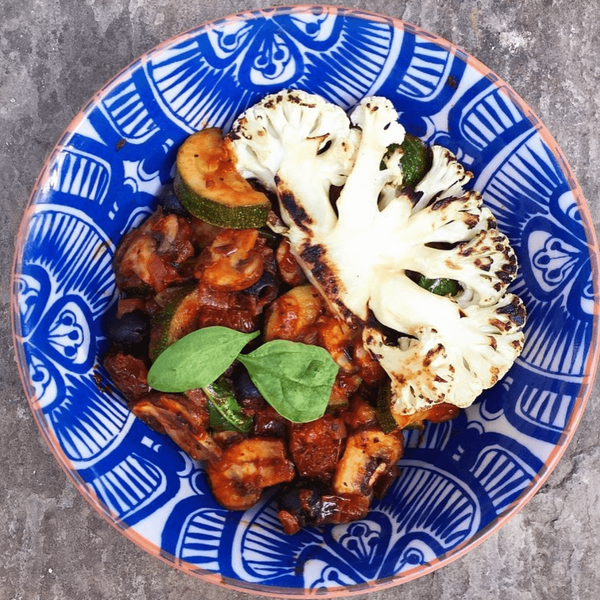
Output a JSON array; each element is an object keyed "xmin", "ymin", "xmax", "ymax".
[{"xmin": 1, "ymin": 1, "xmax": 599, "ymax": 599}]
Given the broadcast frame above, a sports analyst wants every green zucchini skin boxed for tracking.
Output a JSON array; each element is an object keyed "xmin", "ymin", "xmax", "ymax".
[
  {"xmin": 149, "ymin": 285, "xmax": 201, "ymax": 362},
  {"xmin": 203, "ymin": 378, "xmax": 253, "ymax": 433},
  {"xmin": 400, "ymin": 134, "xmax": 431, "ymax": 188},
  {"xmin": 174, "ymin": 172, "xmax": 270, "ymax": 229},
  {"xmin": 376, "ymin": 381, "xmax": 399, "ymax": 434},
  {"xmin": 173, "ymin": 128, "xmax": 271, "ymax": 229}
]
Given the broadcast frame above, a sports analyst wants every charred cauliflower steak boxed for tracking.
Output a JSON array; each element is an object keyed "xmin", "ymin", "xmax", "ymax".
[{"xmin": 227, "ymin": 89, "xmax": 526, "ymax": 423}]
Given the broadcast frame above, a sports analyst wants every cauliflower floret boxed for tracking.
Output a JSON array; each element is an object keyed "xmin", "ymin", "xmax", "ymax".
[
  {"xmin": 228, "ymin": 90, "xmax": 357, "ymax": 237},
  {"xmin": 394, "ymin": 191, "xmax": 518, "ymax": 307},
  {"xmin": 413, "ymin": 145, "xmax": 473, "ymax": 211},
  {"xmin": 228, "ymin": 90, "xmax": 526, "ymax": 419},
  {"xmin": 365, "ymin": 290, "xmax": 526, "ymax": 414}
]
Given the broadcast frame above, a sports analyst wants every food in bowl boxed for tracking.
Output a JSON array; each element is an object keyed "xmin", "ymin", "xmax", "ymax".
[{"xmin": 103, "ymin": 89, "xmax": 526, "ymax": 534}]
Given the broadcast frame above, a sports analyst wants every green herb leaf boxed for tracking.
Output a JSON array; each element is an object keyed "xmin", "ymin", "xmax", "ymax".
[
  {"xmin": 147, "ymin": 324, "xmax": 339, "ymax": 424},
  {"xmin": 238, "ymin": 340, "xmax": 338, "ymax": 423},
  {"xmin": 204, "ymin": 378, "xmax": 253, "ymax": 433},
  {"xmin": 147, "ymin": 327, "xmax": 259, "ymax": 392},
  {"xmin": 418, "ymin": 276, "xmax": 460, "ymax": 297}
]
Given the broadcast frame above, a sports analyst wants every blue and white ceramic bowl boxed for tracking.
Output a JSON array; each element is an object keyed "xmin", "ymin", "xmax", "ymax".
[{"xmin": 11, "ymin": 5, "xmax": 600, "ymax": 596}]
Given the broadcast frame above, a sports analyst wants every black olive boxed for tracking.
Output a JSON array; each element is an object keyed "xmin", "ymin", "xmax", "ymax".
[
  {"xmin": 243, "ymin": 271, "xmax": 280, "ymax": 302},
  {"xmin": 231, "ymin": 363, "xmax": 262, "ymax": 401},
  {"xmin": 105, "ymin": 309, "xmax": 150, "ymax": 351},
  {"xmin": 158, "ymin": 185, "xmax": 190, "ymax": 217},
  {"xmin": 253, "ymin": 413, "xmax": 286, "ymax": 438},
  {"xmin": 277, "ymin": 483, "xmax": 304, "ymax": 514},
  {"xmin": 277, "ymin": 479, "xmax": 331, "ymax": 519},
  {"xmin": 259, "ymin": 419, "xmax": 286, "ymax": 438}
]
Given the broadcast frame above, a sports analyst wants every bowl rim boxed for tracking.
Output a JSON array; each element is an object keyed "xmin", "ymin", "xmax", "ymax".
[{"xmin": 10, "ymin": 3, "xmax": 600, "ymax": 597}]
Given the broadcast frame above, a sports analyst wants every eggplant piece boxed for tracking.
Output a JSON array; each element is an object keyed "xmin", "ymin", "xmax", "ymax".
[
  {"xmin": 253, "ymin": 406, "xmax": 287, "ymax": 438},
  {"xmin": 230, "ymin": 363, "xmax": 262, "ymax": 402},
  {"xmin": 243, "ymin": 271, "xmax": 280, "ymax": 308},
  {"xmin": 158, "ymin": 184, "xmax": 191, "ymax": 217}
]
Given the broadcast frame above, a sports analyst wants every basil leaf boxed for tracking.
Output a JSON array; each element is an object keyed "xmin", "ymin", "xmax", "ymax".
[
  {"xmin": 418, "ymin": 276, "xmax": 460, "ymax": 297},
  {"xmin": 204, "ymin": 378, "xmax": 253, "ymax": 433},
  {"xmin": 147, "ymin": 327, "xmax": 259, "ymax": 392},
  {"xmin": 238, "ymin": 340, "xmax": 338, "ymax": 423}
]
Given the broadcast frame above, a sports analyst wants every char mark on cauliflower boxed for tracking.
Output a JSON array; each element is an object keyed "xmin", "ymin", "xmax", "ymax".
[
  {"xmin": 276, "ymin": 179, "xmax": 313, "ymax": 232},
  {"xmin": 298, "ymin": 242, "xmax": 357, "ymax": 322},
  {"xmin": 298, "ymin": 244, "xmax": 336, "ymax": 293},
  {"xmin": 400, "ymin": 186, "xmax": 424, "ymax": 208},
  {"xmin": 495, "ymin": 295, "xmax": 527, "ymax": 328},
  {"xmin": 454, "ymin": 227, "xmax": 518, "ymax": 286},
  {"xmin": 299, "ymin": 244, "xmax": 325, "ymax": 263},
  {"xmin": 431, "ymin": 196, "xmax": 460, "ymax": 212}
]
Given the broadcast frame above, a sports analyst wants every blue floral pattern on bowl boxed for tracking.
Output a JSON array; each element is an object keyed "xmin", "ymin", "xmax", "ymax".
[{"xmin": 12, "ymin": 5, "xmax": 599, "ymax": 596}]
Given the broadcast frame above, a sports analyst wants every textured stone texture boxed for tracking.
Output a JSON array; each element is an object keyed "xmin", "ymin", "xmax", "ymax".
[{"xmin": 1, "ymin": 1, "xmax": 599, "ymax": 599}]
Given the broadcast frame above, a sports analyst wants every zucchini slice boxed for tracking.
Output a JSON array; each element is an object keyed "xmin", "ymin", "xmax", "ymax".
[
  {"xmin": 174, "ymin": 128, "xmax": 271, "ymax": 229},
  {"xmin": 149, "ymin": 285, "xmax": 202, "ymax": 361},
  {"xmin": 400, "ymin": 134, "xmax": 431, "ymax": 188},
  {"xmin": 376, "ymin": 381, "xmax": 399, "ymax": 433},
  {"xmin": 381, "ymin": 134, "xmax": 431, "ymax": 188}
]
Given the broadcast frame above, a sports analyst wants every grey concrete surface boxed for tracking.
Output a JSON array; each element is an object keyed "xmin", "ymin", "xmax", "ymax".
[{"xmin": 2, "ymin": 1, "xmax": 599, "ymax": 599}]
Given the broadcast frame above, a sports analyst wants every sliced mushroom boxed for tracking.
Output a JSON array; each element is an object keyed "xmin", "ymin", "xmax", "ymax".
[
  {"xmin": 131, "ymin": 389, "xmax": 221, "ymax": 462},
  {"xmin": 332, "ymin": 426, "xmax": 403, "ymax": 498},
  {"xmin": 206, "ymin": 437, "xmax": 295, "ymax": 511}
]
